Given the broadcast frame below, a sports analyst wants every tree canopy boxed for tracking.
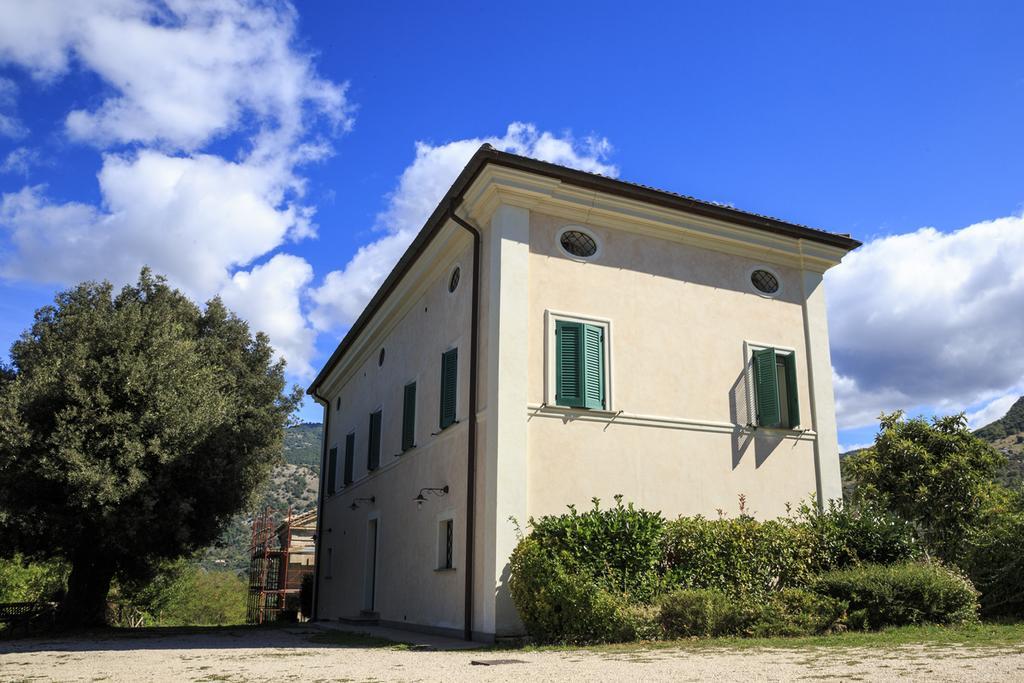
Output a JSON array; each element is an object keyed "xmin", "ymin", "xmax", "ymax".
[
  {"xmin": 0, "ymin": 270, "xmax": 301, "ymax": 625},
  {"xmin": 844, "ymin": 411, "xmax": 1006, "ymax": 563}
]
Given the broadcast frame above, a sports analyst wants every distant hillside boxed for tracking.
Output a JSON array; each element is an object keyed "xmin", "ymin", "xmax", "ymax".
[
  {"xmin": 199, "ymin": 422, "xmax": 323, "ymax": 573},
  {"xmin": 282, "ymin": 422, "xmax": 323, "ymax": 471},
  {"xmin": 975, "ymin": 396, "xmax": 1024, "ymax": 487}
]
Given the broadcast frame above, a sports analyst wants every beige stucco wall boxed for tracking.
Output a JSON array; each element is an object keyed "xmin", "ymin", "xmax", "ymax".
[
  {"xmin": 316, "ymin": 233, "xmax": 481, "ymax": 635},
  {"xmin": 524, "ymin": 211, "xmax": 825, "ymax": 521}
]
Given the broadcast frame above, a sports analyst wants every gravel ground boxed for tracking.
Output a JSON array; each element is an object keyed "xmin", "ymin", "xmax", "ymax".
[{"xmin": 2, "ymin": 626, "xmax": 1024, "ymax": 682}]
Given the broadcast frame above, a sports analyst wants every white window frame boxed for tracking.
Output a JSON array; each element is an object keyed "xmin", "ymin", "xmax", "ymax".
[
  {"xmin": 556, "ymin": 225, "xmax": 603, "ymax": 262},
  {"xmin": 544, "ymin": 309, "xmax": 614, "ymax": 412},
  {"xmin": 743, "ymin": 340, "xmax": 798, "ymax": 431},
  {"xmin": 747, "ymin": 265, "xmax": 784, "ymax": 299}
]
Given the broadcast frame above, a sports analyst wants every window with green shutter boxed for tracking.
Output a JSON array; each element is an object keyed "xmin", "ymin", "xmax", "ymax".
[
  {"xmin": 555, "ymin": 319, "xmax": 605, "ymax": 409},
  {"xmin": 343, "ymin": 432, "xmax": 354, "ymax": 485},
  {"xmin": 439, "ymin": 348, "xmax": 457, "ymax": 430},
  {"xmin": 402, "ymin": 382, "xmax": 416, "ymax": 451},
  {"xmin": 367, "ymin": 410, "xmax": 382, "ymax": 471},
  {"xmin": 752, "ymin": 347, "xmax": 800, "ymax": 429},
  {"xmin": 326, "ymin": 447, "xmax": 338, "ymax": 495}
]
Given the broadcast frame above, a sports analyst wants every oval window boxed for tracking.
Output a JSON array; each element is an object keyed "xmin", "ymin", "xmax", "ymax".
[
  {"xmin": 448, "ymin": 266, "xmax": 460, "ymax": 293},
  {"xmin": 378, "ymin": 348, "xmax": 386, "ymax": 367},
  {"xmin": 559, "ymin": 229, "xmax": 598, "ymax": 259},
  {"xmin": 751, "ymin": 269, "xmax": 780, "ymax": 295}
]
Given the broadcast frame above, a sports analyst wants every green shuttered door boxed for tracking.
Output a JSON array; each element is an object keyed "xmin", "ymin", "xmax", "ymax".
[
  {"xmin": 439, "ymin": 349, "xmax": 457, "ymax": 430},
  {"xmin": 402, "ymin": 382, "xmax": 416, "ymax": 451},
  {"xmin": 367, "ymin": 410, "xmax": 382, "ymax": 470},
  {"xmin": 343, "ymin": 433, "xmax": 354, "ymax": 485},
  {"xmin": 326, "ymin": 447, "xmax": 337, "ymax": 495},
  {"xmin": 556, "ymin": 320, "xmax": 605, "ymax": 409}
]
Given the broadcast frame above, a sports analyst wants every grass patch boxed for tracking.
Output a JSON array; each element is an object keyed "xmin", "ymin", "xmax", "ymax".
[
  {"xmin": 511, "ymin": 621, "xmax": 1024, "ymax": 653},
  {"xmin": 306, "ymin": 629, "xmax": 409, "ymax": 649}
]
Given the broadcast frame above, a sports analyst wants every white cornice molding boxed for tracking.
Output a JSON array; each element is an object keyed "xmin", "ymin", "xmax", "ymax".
[
  {"xmin": 526, "ymin": 403, "xmax": 818, "ymax": 440},
  {"xmin": 461, "ymin": 166, "xmax": 849, "ymax": 273}
]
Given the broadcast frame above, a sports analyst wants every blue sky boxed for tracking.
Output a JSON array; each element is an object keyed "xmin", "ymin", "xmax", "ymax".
[{"xmin": 1, "ymin": 1, "xmax": 1023, "ymax": 449}]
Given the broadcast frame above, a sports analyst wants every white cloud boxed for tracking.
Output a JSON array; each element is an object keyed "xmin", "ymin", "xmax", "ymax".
[
  {"xmin": 1, "ymin": 151, "xmax": 311, "ymax": 299},
  {"xmin": 220, "ymin": 254, "xmax": 316, "ymax": 378},
  {"xmin": 0, "ymin": 76, "xmax": 26, "ymax": 138},
  {"xmin": 0, "ymin": 147, "xmax": 42, "ymax": 175},
  {"xmin": 0, "ymin": 0, "xmax": 349, "ymax": 376},
  {"xmin": 827, "ymin": 215, "xmax": 1024, "ymax": 429},
  {"xmin": 309, "ymin": 122, "xmax": 617, "ymax": 331},
  {"xmin": 966, "ymin": 391, "xmax": 1022, "ymax": 430},
  {"xmin": 0, "ymin": 0, "xmax": 351, "ymax": 151}
]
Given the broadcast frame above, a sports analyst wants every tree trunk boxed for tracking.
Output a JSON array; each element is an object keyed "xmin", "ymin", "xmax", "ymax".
[{"xmin": 60, "ymin": 551, "xmax": 116, "ymax": 628}]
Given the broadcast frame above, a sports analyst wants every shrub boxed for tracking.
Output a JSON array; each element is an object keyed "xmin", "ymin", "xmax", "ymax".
[
  {"xmin": 797, "ymin": 500, "xmax": 921, "ymax": 572},
  {"xmin": 527, "ymin": 495, "xmax": 665, "ymax": 602},
  {"xmin": 119, "ymin": 563, "xmax": 247, "ymax": 626},
  {"xmin": 659, "ymin": 587, "xmax": 845, "ymax": 639},
  {"xmin": 965, "ymin": 508, "xmax": 1024, "ymax": 616},
  {"xmin": 813, "ymin": 562, "xmax": 979, "ymax": 629},
  {"xmin": 661, "ymin": 515, "xmax": 814, "ymax": 597},
  {"xmin": 658, "ymin": 588, "xmax": 747, "ymax": 638},
  {"xmin": 508, "ymin": 537, "xmax": 639, "ymax": 644},
  {"xmin": 747, "ymin": 588, "xmax": 846, "ymax": 637}
]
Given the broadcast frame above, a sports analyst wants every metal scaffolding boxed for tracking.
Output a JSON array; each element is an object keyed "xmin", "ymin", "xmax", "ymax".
[{"xmin": 246, "ymin": 506, "xmax": 316, "ymax": 624}]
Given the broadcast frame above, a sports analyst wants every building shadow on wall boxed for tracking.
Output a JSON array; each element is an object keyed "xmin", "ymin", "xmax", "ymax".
[{"xmin": 728, "ymin": 367, "xmax": 786, "ymax": 469}]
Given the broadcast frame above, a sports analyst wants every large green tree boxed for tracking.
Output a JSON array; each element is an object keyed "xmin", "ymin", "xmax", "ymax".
[
  {"xmin": 0, "ymin": 271, "xmax": 301, "ymax": 626},
  {"xmin": 845, "ymin": 411, "xmax": 1005, "ymax": 563}
]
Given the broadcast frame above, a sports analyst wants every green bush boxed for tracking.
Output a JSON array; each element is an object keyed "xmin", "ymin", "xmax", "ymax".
[
  {"xmin": 119, "ymin": 563, "xmax": 247, "ymax": 626},
  {"xmin": 965, "ymin": 508, "xmax": 1024, "ymax": 616},
  {"xmin": 798, "ymin": 501, "xmax": 921, "ymax": 572},
  {"xmin": 508, "ymin": 537, "xmax": 641, "ymax": 644},
  {"xmin": 661, "ymin": 515, "xmax": 814, "ymax": 597},
  {"xmin": 813, "ymin": 562, "xmax": 979, "ymax": 629},
  {"xmin": 0, "ymin": 555, "xmax": 67, "ymax": 603},
  {"xmin": 747, "ymin": 588, "xmax": 846, "ymax": 637},
  {"xmin": 528, "ymin": 495, "xmax": 665, "ymax": 602},
  {"xmin": 658, "ymin": 588, "xmax": 748, "ymax": 638},
  {"xmin": 659, "ymin": 587, "xmax": 845, "ymax": 639}
]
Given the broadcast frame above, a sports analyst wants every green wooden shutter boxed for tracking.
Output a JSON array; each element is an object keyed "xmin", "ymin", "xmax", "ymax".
[
  {"xmin": 555, "ymin": 320, "xmax": 584, "ymax": 407},
  {"xmin": 402, "ymin": 382, "xmax": 416, "ymax": 451},
  {"xmin": 367, "ymin": 410, "xmax": 382, "ymax": 471},
  {"xmin": 343, "ymin": 433, "xmax": 354, "ymax": 485},
  {"xmin": 439, "ymin": 349, "xmax": 457, "ymax": 429},
  {"xmin": 753, "ymin": 347, "xmax": 781, "ymax": 428},
  {"xmin": 784, "ymin": 353, "xmax": 800, "ymax": 429},
  {"xmin": 326, "ymin": 447, "xmax": 337, "ymax": 495},
  {"xmin": 582, "ymin": 324, "xmax": 605, "ymax": 409}
]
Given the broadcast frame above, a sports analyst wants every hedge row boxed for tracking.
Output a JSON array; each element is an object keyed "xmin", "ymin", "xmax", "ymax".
[{"xmin": 508, "ymin": 498, "xmax": 979, "ymax": 644}]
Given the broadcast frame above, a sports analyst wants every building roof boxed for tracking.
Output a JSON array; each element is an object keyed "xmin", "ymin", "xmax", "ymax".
[{"xmin": 307, "ymin": 145, "xmax": 861, "ymax": 397}]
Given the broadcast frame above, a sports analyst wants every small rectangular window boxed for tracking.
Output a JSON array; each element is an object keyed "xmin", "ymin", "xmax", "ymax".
[
  {"xmin": 367, "ymin": 410, "xmax": 382, "ymax": 471},
  {"xmin": 326, "ymin": 447, "xmax": 338, "ymax": 495},
  {"xmin": 439, "ymin": 348, "xmax": 458, "ymax": 430},
  {"xmin": 343, "ymin": 432, "xmax": 355, "ymax": 485},
  {"xmin": 438, "ymin": 519, "xmax": 454, "ymax": 570},
  {"xmin": 402, "ymin": 382, "xmax": 416, "ymax": 451}
]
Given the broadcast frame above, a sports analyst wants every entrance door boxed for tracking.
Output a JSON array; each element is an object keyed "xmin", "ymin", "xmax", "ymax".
[{"xmin": 363, "ymin": 518, "xmax": 378, "ymax": 611}]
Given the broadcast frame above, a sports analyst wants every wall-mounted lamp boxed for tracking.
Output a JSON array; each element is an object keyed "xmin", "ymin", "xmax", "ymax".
[
  {"xmin": 413, "ymin": 485, "xmax": 449, "ymax": 509},
  {"xmin": 349, "ymin": 496, "xmax": 376, "ymax": 510}
]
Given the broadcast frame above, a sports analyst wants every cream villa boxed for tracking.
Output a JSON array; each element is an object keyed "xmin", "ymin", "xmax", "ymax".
[{"xmin": 307, "ymin": 145, "xmax": 860, "ymax": 641}]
